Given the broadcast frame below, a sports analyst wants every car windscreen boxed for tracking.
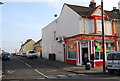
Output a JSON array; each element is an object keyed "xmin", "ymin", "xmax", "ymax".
[
  {"xmin": 28, "ymin": 51, "xmax": 36, "ymax": 53},
  {"xmin": 107, "ymin": 53, "xmax": 120, "ymax": 60}
]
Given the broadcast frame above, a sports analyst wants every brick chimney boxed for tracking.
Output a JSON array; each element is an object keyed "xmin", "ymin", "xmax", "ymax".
[{"xmin": 89, "ymin": 0, "xmax": 96, "ymax": 8}]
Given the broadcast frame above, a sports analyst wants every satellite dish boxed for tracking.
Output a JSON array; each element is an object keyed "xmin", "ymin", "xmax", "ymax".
[
  {"xmin": 54, "ymin": 14, "xmax": 57, "ymax": 17},
  {"xmin": 0, "ymin": 2, "xmax": 3, "ymax": 4}
]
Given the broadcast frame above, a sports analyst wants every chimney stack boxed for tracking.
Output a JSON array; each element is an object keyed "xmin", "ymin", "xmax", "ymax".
[
  {"xmin": 112, "ymin": 7, "xmax": 119, "ymax": 13},
  {"xmin": 89, "ymin": 0, "xmax": 96, "ymax": 8}
]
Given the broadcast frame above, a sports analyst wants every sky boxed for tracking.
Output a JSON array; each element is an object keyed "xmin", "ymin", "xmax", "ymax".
[{"xmin": 0, "ymin": 0, "xmax": 119, "ymax": 53}]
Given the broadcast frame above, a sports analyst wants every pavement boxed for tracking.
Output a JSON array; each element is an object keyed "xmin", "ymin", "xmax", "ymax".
[
  {"xmin": 37, "ymin": 58, "xmax": 104, "ymax": 74},
  {"xmin": 0, "ymin": 56, "xmax": 2, "ymax": 81}
]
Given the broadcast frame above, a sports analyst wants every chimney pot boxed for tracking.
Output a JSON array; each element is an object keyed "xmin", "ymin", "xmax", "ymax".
[{"xmin": 89, "ymin": 0, "xmax": 96, "ymax": 8}]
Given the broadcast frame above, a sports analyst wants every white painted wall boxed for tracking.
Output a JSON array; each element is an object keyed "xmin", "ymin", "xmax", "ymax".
[
  {"xmin": 55, "ymin": 5, "xmax": 80, "ymax": 61},
  {"xmin": 57, "ymin": 5, "xmax": 80, "ymax": 37},
  {"xmin": 42, "ymin": 5, "xmax": 81, "ymax": 62},
  {"xmin": 42, "ymin": 20, "xmax": 57, "ymax": 59}
]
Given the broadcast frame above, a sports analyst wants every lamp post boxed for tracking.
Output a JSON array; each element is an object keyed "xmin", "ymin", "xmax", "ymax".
[{"xmin": 101, "ymin": 0, "xmax": 106, "ymax": 72}]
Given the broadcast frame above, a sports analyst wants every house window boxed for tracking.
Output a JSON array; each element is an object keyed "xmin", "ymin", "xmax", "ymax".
[
  {"xmin": 90, "ymin": 19, "xmax": 94, "ymax": 33},
  {"xmin": 67, "ymin": 42, "xmax": 77, "ymax": 59},
  {"xmin": 96, "ymin": 20, "xmax": 102, "ymax": 33}
]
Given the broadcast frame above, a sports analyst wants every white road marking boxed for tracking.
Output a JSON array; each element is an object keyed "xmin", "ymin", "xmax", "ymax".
[
  {"xmin": 56, "ymin": 75, "xmax": 67, "ymax": 78},
  {"xmin": 34, "ymin": 69, "xmax": 48, "ymax": 78},
  {"xmin": 9, "ymin": 71, "xmax": 15, "ymax": 73},
  {"xmin": 25, "ymin": 63, "xmax": 32, "ymax": 68},
  {"xmin": 57, "ymin": 75, "xmax": 66, "ymax": 77},
  {"xmin": 47, "ymin": 76, "xmax": 57, "ymax": 79},
  {"xmin": 37, "ymin": 78, "xmax": 45, "ymax": 79},
  {"xmin": 78, "ymin": 74, "xmax": 88, "ymax": 76},
  {"xmin": 68, "ymin": 74, "xmax": 76, "ymax": 76}
]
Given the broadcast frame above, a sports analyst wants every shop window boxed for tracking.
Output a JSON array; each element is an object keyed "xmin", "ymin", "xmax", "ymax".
[
  {"xmin": 95, "ymin": 52, "xmax": 103, "ymax": 60},
  {"xmin": 95, "ymin": 52, "xmax": 99, "ymax": 60},
  {"xmin": 106, "ymin": 43, "xmax": 114, "ymax": 52},
  {"xmin": 95, "ymin": 42, "xmax": 103, "ymax": 51},
  {"xmin": 95, "ymin": 42, "xmax": 103, "ymax": 60},
  {"xmin": 67, "ymin": 42, "xmax": 77, "ymax": 59}
]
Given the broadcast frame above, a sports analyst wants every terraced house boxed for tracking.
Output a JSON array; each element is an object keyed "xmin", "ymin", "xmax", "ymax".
[
  {"xmin": 42, "ymin": 0, "xmax": 120, "ymax": 67},
  {"xmin": 19, "ymin": 39, "xmax": 35, "ymax": 53}
]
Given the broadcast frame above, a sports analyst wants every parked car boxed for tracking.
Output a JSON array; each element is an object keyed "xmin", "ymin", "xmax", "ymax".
[
  {"xmin": 106, "ymin": 52, "xmax": 120, "ymax": 73},
  {"xmin": 1, "ymin": 52, "xmax": 10, "ymax": 60},
  {"xmin": 15, "ymin": 52, "xmax": 20, "ymax": 56},
  {"xmin": 26, "ymin": 50, "xmax": 37, "ymax": 59},
  {"xmin": 21, "ymin": 53, "xmax": 27, "ymax": 57}
]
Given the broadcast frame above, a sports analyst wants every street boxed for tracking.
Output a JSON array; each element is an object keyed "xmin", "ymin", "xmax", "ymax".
[{"xmin": 2, "ymin": 55, "xmax": 120, "ymax": 81}]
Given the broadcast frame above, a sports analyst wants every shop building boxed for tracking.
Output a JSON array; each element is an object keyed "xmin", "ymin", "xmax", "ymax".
[
  {"xmin": 42, "ymin": 1, "xmax": 119, "ymax": 67},
  {"xmin": 64, "ymin": 34, "xmax": 118, "ymax": 67}
]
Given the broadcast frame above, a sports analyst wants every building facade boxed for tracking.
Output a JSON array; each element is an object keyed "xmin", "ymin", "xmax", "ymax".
[
  {"xmin": 19, "ymin": 39, "xmax": 35, "ymax": 53},
  {"xmin": 42, "ymin": 1, "xmax": 119, "ymax": 66},
  {"xmin": 34, "ymin": 39, "xmax": 42, "ymax": 57}
]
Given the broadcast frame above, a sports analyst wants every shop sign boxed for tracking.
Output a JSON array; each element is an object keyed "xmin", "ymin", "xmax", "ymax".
[{"xmin": 65, "ymin": 35, "xmax": 116, "ymax": 42}]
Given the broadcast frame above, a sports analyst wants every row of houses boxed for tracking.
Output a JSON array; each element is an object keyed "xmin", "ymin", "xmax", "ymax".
[
  {"xmin": 42, "ymin": 1, "xmax": 120, "ymax": 67},
  {"xmin": 19, "ymin": 39, "xmax": 42, "ymax": 57}
]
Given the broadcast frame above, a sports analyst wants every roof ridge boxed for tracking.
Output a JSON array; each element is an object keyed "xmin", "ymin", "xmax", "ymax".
[{"xmin": 65, "ymin": 3, "xmax": 90, "ymax": 8}]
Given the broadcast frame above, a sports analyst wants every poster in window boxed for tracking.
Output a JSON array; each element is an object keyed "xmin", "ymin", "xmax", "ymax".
[
  {"xmin": 68, "ymin": 43, "xmax": 77, "ymax": 52},
  {"xmin": 95, "ymin": 42, "xmax": 103, "ymax": 51},
  {"xmin": 67, "ymin": 42, "xmax": 77, "ymax": 59}
]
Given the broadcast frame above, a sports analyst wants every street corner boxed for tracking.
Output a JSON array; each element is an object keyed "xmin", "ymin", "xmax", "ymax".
[{"xmin": 64, "ymin": 66, "xmax": 105, "ymax": 74}]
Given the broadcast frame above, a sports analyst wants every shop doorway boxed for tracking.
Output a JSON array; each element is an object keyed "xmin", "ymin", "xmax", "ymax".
[{"xmin": 82, "ymin": 48, "xmax": 88, "ymax": 65}]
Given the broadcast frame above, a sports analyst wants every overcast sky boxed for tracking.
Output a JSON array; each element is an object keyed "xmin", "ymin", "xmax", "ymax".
[{"xmin": 0, "ymin": 0, "xmax": 119, "ymax": 52}]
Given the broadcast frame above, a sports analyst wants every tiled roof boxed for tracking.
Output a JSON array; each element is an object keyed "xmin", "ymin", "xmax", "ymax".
[
  {"xmin": 21, "ymin": 39, "xmax": 33, "ymax": 47},
  {"xmin": 105, "ymin": 10, "xmax": 120, "ymax": 19},
  {"xmin": 34, "ymin": 39, "xmax": 42, "ymax": 45},
  {"xmin": 65, "ymin": 3, "xmax": 120, "ymax": 20},
  {"xmin": 66, "ymin": 4, "xmax": 96, "ymax": 17}
]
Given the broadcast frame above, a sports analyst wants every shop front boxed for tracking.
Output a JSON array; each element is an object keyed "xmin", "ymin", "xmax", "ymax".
[{"xmin": 64, "ymin": 34, "xmax": 118, "ymax": 67}]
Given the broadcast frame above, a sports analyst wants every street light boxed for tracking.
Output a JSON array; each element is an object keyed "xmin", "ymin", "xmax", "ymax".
[{"xmin": 101, "ymin": 0, "xmax": 106, "ymax": 72}]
